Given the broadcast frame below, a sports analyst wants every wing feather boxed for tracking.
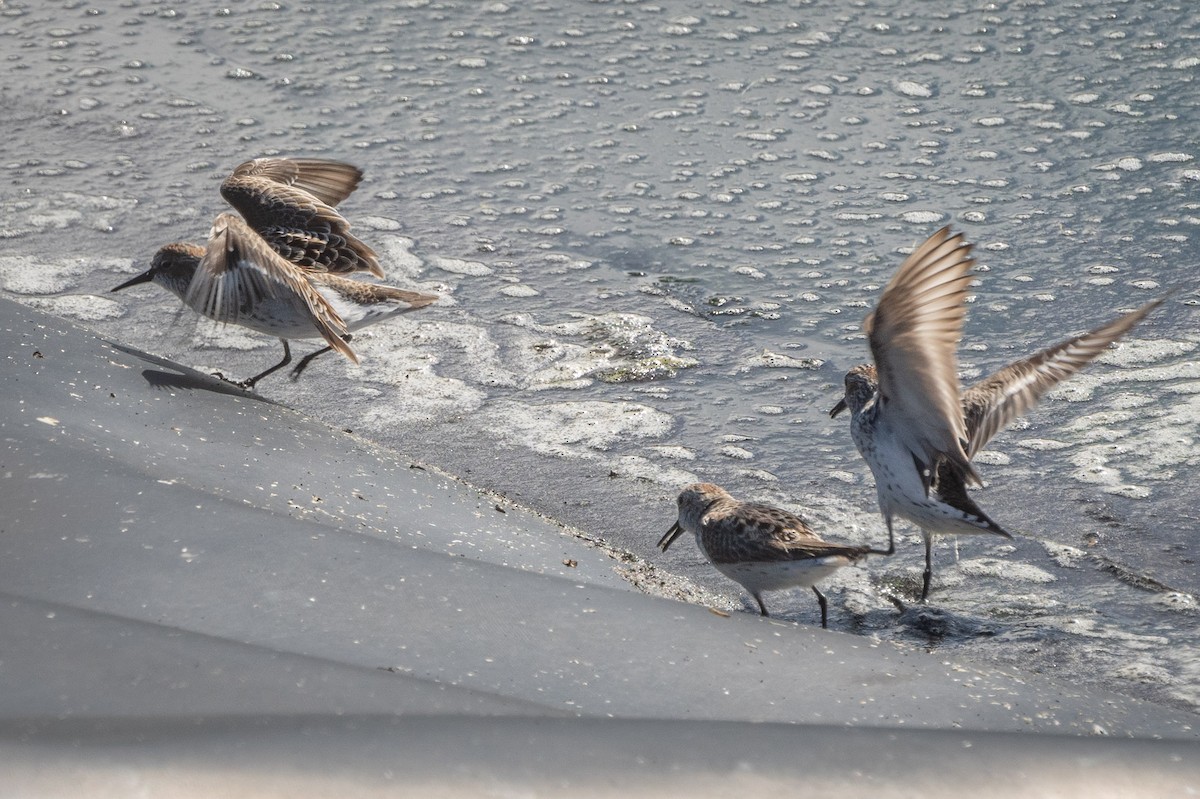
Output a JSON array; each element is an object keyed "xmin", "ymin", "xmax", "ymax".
[
  {"xmin": 702, "ymin": 502, "xmax": 870, "ymax": 564},
  {"xmin": 961, "ymin": 296, "xmax": 1164, "ymax": 455},
  {"xmin": 221, "ymin": 158, "xmax": 383, "ymax": 277},
  {"xmin": 866, "ymin": 227, "xmax": 979, "ymax": 485},
  {"xmin": 308, "ymin": 272, "xmax": 440, "ymax": 311},
  {"xmin": 226, "ymin": 157, "xmax": 364, "ymax": 206},
  {"xmin": 184, "ymin": 213, "xmax": 358, "ymax": 363}
]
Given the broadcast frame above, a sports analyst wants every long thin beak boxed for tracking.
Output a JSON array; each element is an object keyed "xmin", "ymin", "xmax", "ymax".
[
  {"xmin": 657, "ymin": 521, "xmax": 685, "ymax": 552},
  {"xmin": 110, "ymin": 270, "xmax": 155, "ymax": 293},
  {"xmin": 829, "ymin": 396, "xmax": 848, "ymax": 418}
]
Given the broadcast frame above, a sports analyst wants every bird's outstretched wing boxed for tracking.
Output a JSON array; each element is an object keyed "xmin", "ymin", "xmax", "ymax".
[
  {"xmin": 866, "ymin": 227, "xmax": 979, "ymax": 487},
  {"xmin": 961, "ymin": 297, "xmax": 1164, "ymax": 456},
  {"xmin": 220, "ymin": 157, "xmax": 383, "ymax": 277},
  {"xmin": 184, "ymin": 213, "xmax": 357, "ymax": 363}
]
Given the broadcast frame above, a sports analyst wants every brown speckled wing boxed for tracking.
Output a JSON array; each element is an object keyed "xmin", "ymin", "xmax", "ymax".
[
  {"xmin": 184, "ymin": 213, "xmax": 357, "ymax": 363},
  {"xmin": 308, "ymin": 272, "xmax": 440, "ymax": 310},
  {"xmin": 221, "ymin": 158, "xmax": 383, "ymax": 278},
  {"xmin": 702, "ymin": 501, "xmax": 869, "ymax": 564},
  {"xmin": 961, "ymin": 297, "xmax": 1164, "ymax": 457},
  {"xmin": 865, "ymin": 227, "xmax": 979, "ymax": 486}
]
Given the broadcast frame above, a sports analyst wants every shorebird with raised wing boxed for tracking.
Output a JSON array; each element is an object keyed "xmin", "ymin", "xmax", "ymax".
[
  {"xmin": 112, "ymin": 158, "xmax": 437, "ymax": 389},
  {"xmin": 830, "ymin": 227, "xmax": 1163, "ymax": 600}
]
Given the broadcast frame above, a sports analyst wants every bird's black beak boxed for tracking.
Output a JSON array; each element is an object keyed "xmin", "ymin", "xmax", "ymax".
[
  {"xmin": 658, "ymin": 521, "xmax": 685, "ymax": 552},
  {"xmin": 829, "ymin": 397, "xmax": 848, "ymax": 418},
  {"xmin": 110, "ymin": 270, "xmax": 155, "ymax": 293}
]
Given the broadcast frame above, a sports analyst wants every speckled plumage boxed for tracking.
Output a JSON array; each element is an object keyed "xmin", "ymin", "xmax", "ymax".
[
  {"xmin": 830, "ymin": 227, "xmax": 1165, "ymax": 600},
  {"xmin": 220, "ymin": 157, "xmax": 384, "ymax": 277},
  {"xmin": 111, "ymin": 158, "xmax": 438, "ymax": 389},
  {"xmin": 659, "ymin": 483, "xmax": 892, "ymax": 627}
]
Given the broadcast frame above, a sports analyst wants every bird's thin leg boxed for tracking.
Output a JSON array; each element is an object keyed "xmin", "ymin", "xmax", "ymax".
[
  {"xmin": 812, "ymin": 586, "xmax": 828, "ymax": 629},
  {"xmin": 291, "ymin": 334, "xmax": 353, "ymax": 381},
  {"xmin": 753, "ymin": 593, "xmax": 770, "ymax": 617},
  {"xmin": 921, "ymin": 533, "xmax": 934, "ymax": 602},
  {"xmin": 238, "ymin": 340, "xmax": 292, "ymax": 389},
  {"xmin": 868, "ymin": 515, "xmax": 897, "ymax": 556}
]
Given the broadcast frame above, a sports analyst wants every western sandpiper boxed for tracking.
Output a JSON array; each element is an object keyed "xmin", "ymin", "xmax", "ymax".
[
  {"xmin": 829, "ymin": 226, "xmax": 1164, "ymax": 600},
  {"xmin": 659, "ymin": 482, "xmax": 892, "ymax": 627},
  {"xmin": 112, "ymin": 159, "xmax": 437, "ymax": 389}
]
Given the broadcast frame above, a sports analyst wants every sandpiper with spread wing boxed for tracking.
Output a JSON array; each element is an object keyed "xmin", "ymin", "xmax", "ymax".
[
  {"xmin": 112, "ymin": 158, "xmax": 438, "ymax": 389},
  {"xmin": 829, "ymin": 226, "xmax": 1163, "ymax": 601}
]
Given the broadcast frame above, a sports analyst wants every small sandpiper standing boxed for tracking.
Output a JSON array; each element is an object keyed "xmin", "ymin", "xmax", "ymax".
[
  {"xmin": 659, "ymin": 483, "xmax": 893, "ymax": 627},
  {"xmin": 829, "ymin": 226, "xmax": 1164, "ymax": 601},
  {"xmin": 112, "ymin": 158, "xmax": 438, "ymax": 389}
]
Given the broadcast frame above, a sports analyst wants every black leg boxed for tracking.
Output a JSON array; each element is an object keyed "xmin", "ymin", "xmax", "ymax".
[
  {"xmin": 290, "ymin": 345, "xmax": 332, "ymax": 380},
  {"xmin": 812, "ymin": 586, "xmax": 828, "ymax": 629},
  {"xmin": 921, "ymin": 534, "xmax": 934, "ymax": 602},
  {"xmin": 291, "ymin": 334, "xmax": 353, "ymax": 380},
  {"xmin": 753, "ymin": 593, "xmax": 770, "ymax": 617},
  {"xmin": 238, "ymin": 339, "xmax": 292, "ymax": 389},
  {"xmin": 869, "ymin": 515, "xmax": 897, "ymax": 556}
]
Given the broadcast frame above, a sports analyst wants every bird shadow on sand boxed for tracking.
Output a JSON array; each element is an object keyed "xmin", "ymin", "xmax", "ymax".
[{"xmin": 106, "ymin": 342, "xmax": 280, "ymax": 404}]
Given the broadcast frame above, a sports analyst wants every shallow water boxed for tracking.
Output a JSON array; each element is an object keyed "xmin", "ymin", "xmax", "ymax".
[{"xmin": 2, "ymin": 0, "xmax": 1199, "ymax": 713}]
